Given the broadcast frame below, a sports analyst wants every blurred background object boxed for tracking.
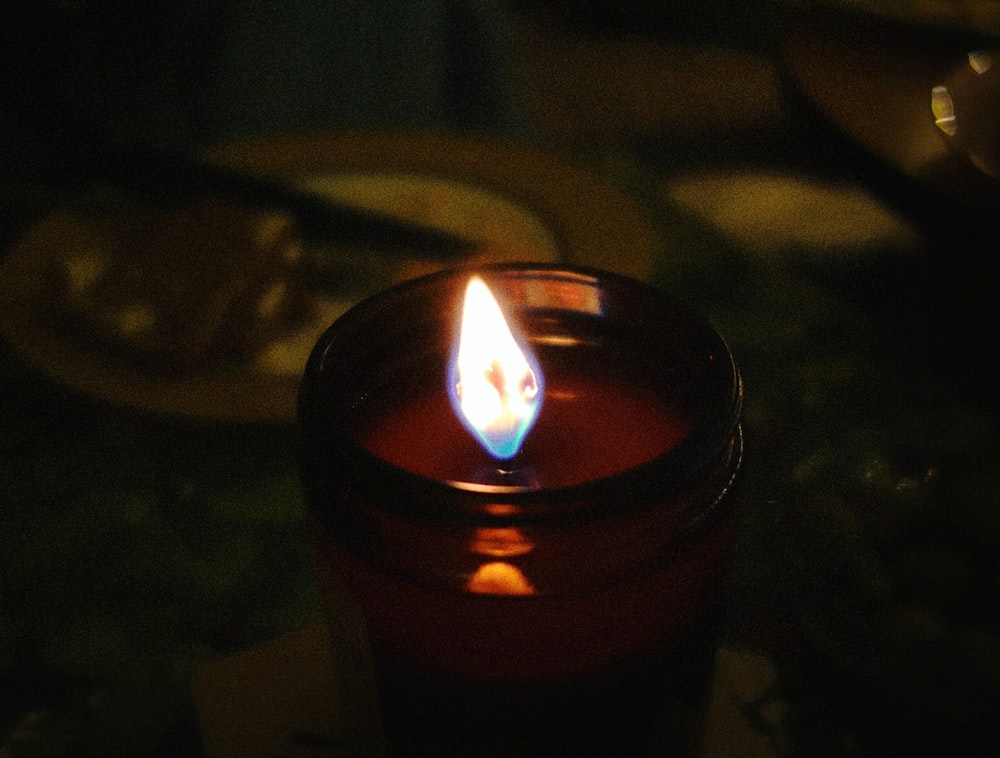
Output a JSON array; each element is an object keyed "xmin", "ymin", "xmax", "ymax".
[
  {"xmin": 1, "ymin": 0, "xmax": 519, "ymax": 248},
  {"xmin": 3, "ymin": 1, "xmax": 1000, "ymax": 756}
]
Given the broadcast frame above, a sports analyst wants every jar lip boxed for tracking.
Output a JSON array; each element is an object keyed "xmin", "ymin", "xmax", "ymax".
[
  {"xmin": 299, "ymin": 263, "xmax": 743, "ymax": 524},
  {"xmin": 337, "ymin": 417, "xmax": 743, "ymax": 528}
]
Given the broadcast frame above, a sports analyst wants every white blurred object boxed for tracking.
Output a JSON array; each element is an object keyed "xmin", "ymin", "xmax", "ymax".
[{"xmin": 664, "ymin": 172, "xmax": 918, "ymax": 259}]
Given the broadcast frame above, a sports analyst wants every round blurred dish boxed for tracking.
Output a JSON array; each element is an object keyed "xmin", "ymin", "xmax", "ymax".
[{"xmin": 0, "ymin": 133, "xmax": 657, "ymax": 422}]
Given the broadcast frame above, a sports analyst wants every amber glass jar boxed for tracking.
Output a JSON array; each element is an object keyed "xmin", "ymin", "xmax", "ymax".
[{"xmin": 298, "ymin": 264, "xmax": 743, "ymax": 756}]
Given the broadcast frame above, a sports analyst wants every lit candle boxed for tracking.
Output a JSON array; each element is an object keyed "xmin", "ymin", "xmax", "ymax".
[
  {"xmin": 364, "ymin": 274, "xmax": 691, "ymax": 490},
  {"xmin": 299, "ymin": 265, "xmax": 743, "ymax": 756}
]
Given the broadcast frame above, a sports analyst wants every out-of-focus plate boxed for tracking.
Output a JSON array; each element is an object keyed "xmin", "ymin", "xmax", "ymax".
[
  {"xmin": 782, "ymin": 12, "xmax": 1000, "ymax": 225},
  {"xmin": 0, "ymin": 133, "xmax": 657, "ymax": 422}
]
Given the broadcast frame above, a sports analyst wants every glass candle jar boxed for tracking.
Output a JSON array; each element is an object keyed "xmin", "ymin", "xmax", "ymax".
[{"xmin": 298, "ymin": 264, "xmax": 743, "ymax": 756}]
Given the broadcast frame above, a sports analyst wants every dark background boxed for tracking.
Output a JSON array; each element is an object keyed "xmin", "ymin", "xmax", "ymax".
[{"xmin": 3, "ymin": 2, "xmax": 999, "ymax": 755}]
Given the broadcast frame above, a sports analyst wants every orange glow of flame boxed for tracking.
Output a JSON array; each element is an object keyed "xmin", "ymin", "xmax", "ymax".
[
  {"xmin": 466, "ymin": 561, "xmax": 535, "ymax": 595},
  {"xmin": 470, "ymin": 527, "xmax": 534, "ymax": 557},
  {"xmin": 449, "ymin": 276, "xmax": 543, "ymax": 460}
]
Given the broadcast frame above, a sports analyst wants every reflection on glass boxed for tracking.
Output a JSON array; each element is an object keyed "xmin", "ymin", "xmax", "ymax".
[
  {"xmin": 932, "ymin": 49, "xmax": 1000, "ymax": 177},
  {"xmin": 466, "ymin": 561, "xmax": 536, "ymax": 595},
  {"xmin": 968, "ymin": 50, "xmax": 993, "ymax": 75},
  {"xmin": 932, "ymin": 85, "xmax": 957, "ymax": 136}
]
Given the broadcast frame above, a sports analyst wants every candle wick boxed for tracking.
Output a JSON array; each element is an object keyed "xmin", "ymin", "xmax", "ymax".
[{"xmin": 474, "ymin": 464, "xmax": 539, "ymax": 488}]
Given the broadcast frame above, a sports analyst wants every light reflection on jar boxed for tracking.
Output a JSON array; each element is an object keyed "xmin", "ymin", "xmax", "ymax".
[
  {"xmin": 470, "ymin": 526, "xmax": 535, "ymax": 557},
  {"xmin": 467, "ymin": 526, "xmax": 536, "ymax": 595},
  {"xmin": 467, "ymin": 561, "xmax": 536, "ymax": 595}
]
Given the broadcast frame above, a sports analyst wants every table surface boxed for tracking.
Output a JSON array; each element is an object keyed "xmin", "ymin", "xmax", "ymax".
[{"xmin": 3, "ymin": 3, "xmax": 998, "ymax": 756}]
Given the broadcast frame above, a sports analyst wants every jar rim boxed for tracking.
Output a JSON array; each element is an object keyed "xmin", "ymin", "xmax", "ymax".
[{"xmin": 298, "ymin": 263, "xmax": 743, "ymax": 526}]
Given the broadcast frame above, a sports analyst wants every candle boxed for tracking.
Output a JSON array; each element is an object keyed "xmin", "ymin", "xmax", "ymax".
[{"xmin": 298, "ymin": 265, "xmax": 743, "ymax": 756}]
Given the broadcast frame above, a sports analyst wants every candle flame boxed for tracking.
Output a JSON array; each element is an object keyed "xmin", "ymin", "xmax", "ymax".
[{"xmin": 449, "ymin": 276, "xmax": 543, "ymax": 460}]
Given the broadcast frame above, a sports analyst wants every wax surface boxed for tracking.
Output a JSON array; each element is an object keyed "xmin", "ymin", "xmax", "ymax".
[{"xmin": 364, "ymin": 366, "xmax": 690, "ymax": 488}]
